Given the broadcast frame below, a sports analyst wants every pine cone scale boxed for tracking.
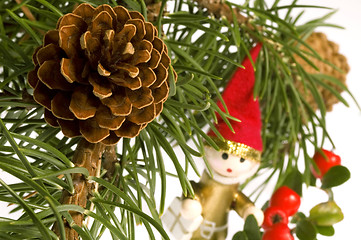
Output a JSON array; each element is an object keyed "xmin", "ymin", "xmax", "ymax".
[
  {"xmin": 27, "ymin": 67, "xmax": 39, "ymax": 89},
  {"xmin": 131, "ymin": 50, "xmax": 151, "ymax": 65},
  {"xmin": 51, "ymin": 92, "xmax": 74, "ymax": 120},
  {"xmin": 139, "ymin": 67, "xmax": 156, "ymax": 87},
  {"xmin": 152, "ymin": 37, "xmax": 165, "ymax": 53},
  {"xmin": 114, "ymin": 24, "xmax": 135, "ymax": 44},
  {"xmin": 128, "ymin": 104, "xmax": 156, "ymax": 124},
  {"xmin": 44, "ymin": 109, "xmax": 60, "ymax": 127},
  {"xmin": 58, "ymin": 119, "xmax": 80, "ymax": 137},
  {"xmin": 38, "ymin": 60, "xmax": 72, "ymax": 90},
  {"xmin": 33, "ymin": 82, "xmax": 55, "ymax": 110},
  {"xmin": 152, "ymin": 63, "xmax": 168, "ymax": 88},
  {"xmin": 97, "ymin": 63, "xmax": 111, "ymax": 76},
  {"xmin": 114, "ymin": 121, "xmax": 142, "ymax": 138},
  {"xmin": 113, "ymin": 6, "xmax": 131, "ymax": 24},
  {"xmin": 127, "ymin": 19, "xmax": 145, "ymax": 41},
  {"xmin": 91, "ymin": 11, "xmax": 113, "ymax": 37},
  {"xmin": 69, "ymin": 88, "xmax": 99, "ymax": 120},
  {"xmin": 116, "ymin": 63, "xmax": 139, "ymax": 78},
  {"xmin": 144, "ymin": 23, "xmax": 155, "ymax": 42},
  {"xmin": 127, "ymin": 87, "xmax": 154, "ymax": 108},
  {"xmin": 152, "ymin": 81, "xmax": 169, "ymax": 103},
  {"xmin": 108, "ymin": 72, "xmax": 141, "ymax": 89},
  {"xmin": 72, "ymin": 3, "xmax": 95, "ymax": 25},
  {"xmin": 36, "ymin": 43, "xmax": 62, "ymax": 65},
  {"xmin": 58, "ymin": 14, "xmax": 87, "ymax": 32},
  {"xmin": 101, "ymin": 89, "xmax": 132, "ymax": 116},
  {"xmin": 59, "ymin": 25, "xmax": 82, "ymax": 59},
  {"xmin": 148, "ymin": 48, "xmax": 161, "ymax": 69},
  {"xmin": 43, "ymin": 30, "xmax": 59, "ymax": 46},
  {"xmin": 79, "ymin": 118, "xmax": 109, "ymax": 143},
  {"xmin": 93, "ymin": 5, "xmax": 117, "ymax": 24},
  {"xmin": 88, "ymin": 74, "xmax": 112, "ymax": 99},
  {"xmin": 60, "ymin": 58, "xmax": 84, "ymax": 83},
  {"xmin": 95, "ymin": 105, "xmax": 126, "ymax": 130}
]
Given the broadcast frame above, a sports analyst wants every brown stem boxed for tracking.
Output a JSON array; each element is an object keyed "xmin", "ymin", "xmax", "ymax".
[
  {"xmin": 15, "ymin": 0, "xmax": 36, "ymax": 21},
  {"xmin": 53, "ymin": 138, "xmax": 106, "ymax": 240},
  {"xmin": 15, "ymin": 0, "xmax": 45, "ymax": 35},
  {"xmin": 84, "ymin": 145, "xmax": 118, "ymax": 227}
]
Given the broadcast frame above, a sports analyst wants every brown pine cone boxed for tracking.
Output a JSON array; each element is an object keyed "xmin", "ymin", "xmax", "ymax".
[
  {"xmin": 146, "ymin": 2, "xmax": 162, "ymax": 22},
  {"xmin": 294, "ymin": 32, "xmax": 349, "ymax": 112},
  {"xmin": 28, "ymin": 3, "xmax": 176, "ymax": 145}
]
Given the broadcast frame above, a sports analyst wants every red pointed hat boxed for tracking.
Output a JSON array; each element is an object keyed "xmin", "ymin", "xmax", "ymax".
[{"xmin": 208, "ymin": 43, "xmax": 263, "ymax": 162}]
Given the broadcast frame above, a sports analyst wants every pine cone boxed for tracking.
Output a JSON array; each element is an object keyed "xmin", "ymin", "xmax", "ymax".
[
  {"xmin": 28, "ymin": 3, "xmax": 176, "ymax": 145},
  {"xmin": 294, "ymin": 32, "xmax": 349, "ymax": 111},
  {"xmin": 146, "ymin": 2, "xmax": 162, "ymax": 22}
]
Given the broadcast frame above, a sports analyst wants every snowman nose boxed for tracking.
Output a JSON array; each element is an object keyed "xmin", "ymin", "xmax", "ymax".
[{"xmin": 227, "ymin": 168, "xmax": 232, "ymax": 173}]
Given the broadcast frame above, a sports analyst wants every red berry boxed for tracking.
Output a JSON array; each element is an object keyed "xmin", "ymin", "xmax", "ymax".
[
  {"xmin": 262, "ymin": 206, "xmax": 289, "ymax": 229},
  {"xmin": 311, "ymin": 149, "xmax": 341, "ymax": 179},
  {"xmin": 262, "ymin": 223, "xmax": 294, "ymax": 240},
  {"xmin": 270, "ymin": 186, "xmax": 301, "ymax": 216}
]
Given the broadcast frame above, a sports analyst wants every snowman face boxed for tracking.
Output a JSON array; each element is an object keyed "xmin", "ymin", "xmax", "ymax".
[{"xmin": 205, "ymin": 147, "xmax": 260, "ymax": 179}]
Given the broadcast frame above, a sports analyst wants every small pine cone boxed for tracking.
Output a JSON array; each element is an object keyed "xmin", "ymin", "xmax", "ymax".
[
  {"xmin": 294, "ymin": 32, "xmax": 349, "ymax": 111},
  {"xmin": 28, "ymin": 4, "xmax": 176, "ymax": 145},
  {"xmin": 146, "ymin": 2, "xmax": 162, "ymax": 22}
]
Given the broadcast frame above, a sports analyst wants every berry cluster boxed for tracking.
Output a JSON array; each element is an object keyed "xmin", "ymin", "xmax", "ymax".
[
  {"xmin": 232, "ymin": 148, "xmax": 349, "ymax": 240},
  {"xmin": 262, "ymin": 186, "xmax": 301, "ymax": 240}
]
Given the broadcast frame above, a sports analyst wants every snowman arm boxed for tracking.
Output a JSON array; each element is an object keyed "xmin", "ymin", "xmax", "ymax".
[{"xmin": 233, "ymin": 191, "xmax": 264, "ymax": 226}]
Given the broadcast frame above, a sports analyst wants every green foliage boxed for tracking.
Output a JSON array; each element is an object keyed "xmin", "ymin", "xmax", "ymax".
[
  {"xmin": 296, "ymin": 219, "xmax": 317, "ymax": 240},
  {"xmin": 316, "ymin": 225, "xmax": 335, "ymax": 237},
  {"xmin": 321, "ymin": 165, "xmax": 350, "ymax": 189},
  {"xmin": 280, "ymin": 169, "xmax": 303, "ymax": 196},
  {"xmin": 244, "ymin": 215, "xmax": 262, "ymax": 240},
  {"xmin": 231, "ymin": 215, "xmax": 261, "ymax": 240},
  {"xmin": 0, "ymin": 0, "xmax": 355, "ymax": 239}
]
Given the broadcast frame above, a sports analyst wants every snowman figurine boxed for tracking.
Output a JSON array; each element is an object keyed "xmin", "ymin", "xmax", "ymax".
[{"xmin": 162, "ymin": 44, "xmax": 264, "ymax": 240}]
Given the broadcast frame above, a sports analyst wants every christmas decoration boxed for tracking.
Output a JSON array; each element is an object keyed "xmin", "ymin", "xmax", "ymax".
[
  {"xmin": 269, "ymin": 186, "xmax": 301, "ymax": 217},
  {"xmin": 28, "ymin": 3, "xmax": 175, "ymax": 145},
  {"xmin": 163, "ymin": 44, "xmax": 264, "ymax": 240},
  {"xmin": 261, "ymin": 186, "xmax": 300, "ymax": 239},
  {"xmin": 309, "ymin": 201, "xmax": 344, "ymax": 227},
  {"xmin": 262, "ymin": 206, "xmax": 289, "ymax": 229},
  {"xmin": 0, "ymin": 0, "xmax": 357, "ymax": 240},
  {"xmin": 262, "ymin": 223, "xmax": 294, "ymax": 240},
  {"xmin": 311, "ymin": 149, "xmax": 341, "ymax": 179}
]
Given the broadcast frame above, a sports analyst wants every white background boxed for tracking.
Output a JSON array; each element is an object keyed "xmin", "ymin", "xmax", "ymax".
[{"xmin": 1, "ymin": 0, "xmax": 361, "ymax": 240}]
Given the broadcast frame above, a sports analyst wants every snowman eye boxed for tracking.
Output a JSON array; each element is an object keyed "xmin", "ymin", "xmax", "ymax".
[
  {"xmin": 222, "ymin": 153, "xmax": 229, "ymax": 160},
  {"xmin": 240, "ymin": 158, "xmax": 246, "ymax": 163}
]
